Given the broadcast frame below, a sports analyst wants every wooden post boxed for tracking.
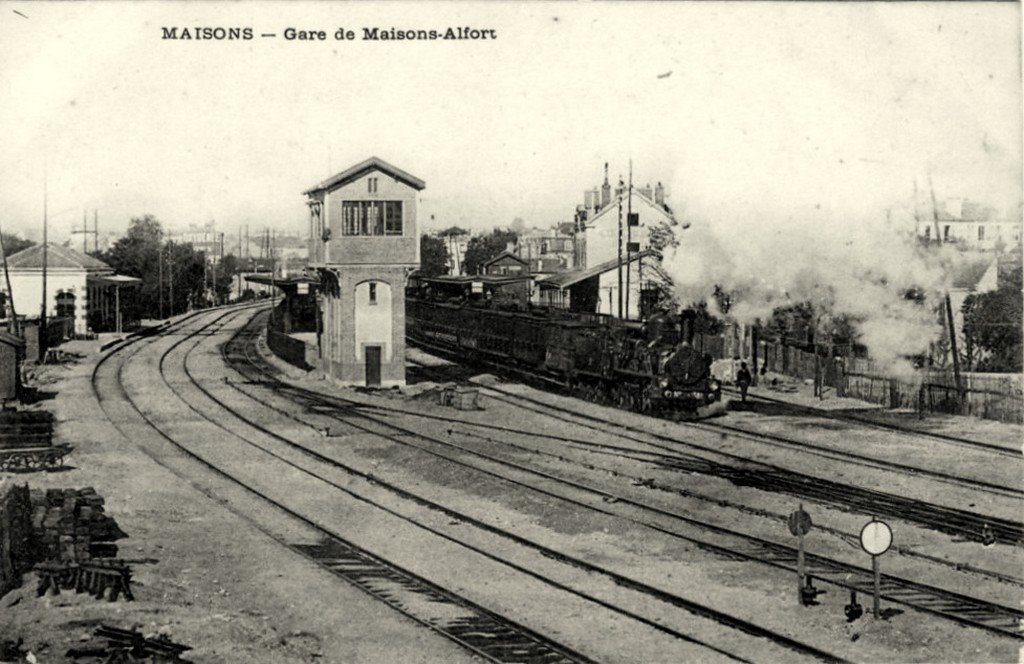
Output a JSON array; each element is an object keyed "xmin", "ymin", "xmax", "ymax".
[
  {"xmin": 872, "ymin": 555, "xmax": 881, "ymax": 618},
  {"xmin": 797, "ymin": 529, "xmax": 806, "ymax": 603}
]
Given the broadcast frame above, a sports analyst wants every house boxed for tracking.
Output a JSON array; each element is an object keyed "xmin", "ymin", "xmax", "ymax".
[
  {"xmin": 573, "ymin": 164, "xmax": 684, "ymax": 269},
  {"xmin": 947, "ymin": 256, "xmax": 999, "ymax": 361},
  {"xmin": 305, "ymin": 156, "xmax": 424, "ymax": 387},
  {"xmin": 2, "ymin": 243, "xmax": 141, "ymax": 335},
  {"xmin": 517, "ymin": 223, "xmax": 576, "ymax": 274},
  {"xmin": 916, "ymin": 198, "xmax": 1023, "ymax": 251},
  {"xmin": 536, "ymin": 250, "xmax": 671, "ymax": 319},
  {"xmin": 482, "ymin": 250, "xmax": 529, "ymax": 276}
]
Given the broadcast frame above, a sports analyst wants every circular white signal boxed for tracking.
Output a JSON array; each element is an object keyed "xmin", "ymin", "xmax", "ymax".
[{"xmin": 860, "ymin": 520, "xmax": 893, "ymax": 556}]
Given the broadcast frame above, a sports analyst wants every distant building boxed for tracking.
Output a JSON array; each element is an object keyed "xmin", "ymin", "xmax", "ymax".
[
  {"xmin": 306, "ymin": 156, "xmax": 423, "ymax": 387},
  {"xmin": 439, "ymin": 230, "xmax": 470, "ymax": 275},
  {"xmin": 2, "ymin": 244, "xmax": 140, "ymax": 334},
  {"xmin": 517, "ymin": 223, "xmax": 576, "ymax": 274},
  {"xmin": 482, "ymin": 250, "xmax": 529, "ymax": 276},
  {"xmin": 916, "ymin": 198, "xmax": 1022, "ymax": 251},
  {"xmin": 170, "ymin": 224, "xmax": 225, "ymax": 263}
]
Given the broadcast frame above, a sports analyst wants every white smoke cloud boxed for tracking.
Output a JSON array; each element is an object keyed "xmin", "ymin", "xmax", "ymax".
[{"xmin": 661, "ymin": 201, "xmax": 969, "ymax": 374}]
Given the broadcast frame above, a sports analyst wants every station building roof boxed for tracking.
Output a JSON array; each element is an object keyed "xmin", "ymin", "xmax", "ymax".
[
  {"xmin": 7, "ymin": 243, "xmax": 111, "ymax": 272},
  {"xmin": 538, "ymin": 250, "xmax": 663, "ymax": 290}
]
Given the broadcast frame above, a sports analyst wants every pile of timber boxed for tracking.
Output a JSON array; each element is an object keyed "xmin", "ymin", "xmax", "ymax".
[{"xmin": 28, "ymin": 488, "xmax": 126, "ymax": 562}]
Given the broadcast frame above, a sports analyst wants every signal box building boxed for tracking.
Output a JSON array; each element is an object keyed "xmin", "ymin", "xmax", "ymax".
[{"xmin": 305, "ymin": 157, "xmax": 424, "ymax": 387}]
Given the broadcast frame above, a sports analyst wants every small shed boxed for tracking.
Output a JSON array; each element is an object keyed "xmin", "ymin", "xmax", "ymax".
[
  {"xmin": 482, "ymin": 251, "xmax": 529, "ymax": 276},
  {"xmin": 0, "ymin": 331, "xmax": 25, "ymax": 402}
]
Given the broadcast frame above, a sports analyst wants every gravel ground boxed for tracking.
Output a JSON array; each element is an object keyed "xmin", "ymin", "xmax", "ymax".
[
  {"xmin": 0, "ymin": 334, "xmax": 475, "ymax": 664},
  {"xmin": 246, "ymin": 333, "xmax": 1021, "ymax": 662}
]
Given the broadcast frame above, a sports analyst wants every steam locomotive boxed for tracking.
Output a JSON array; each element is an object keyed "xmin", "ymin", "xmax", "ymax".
[{"xmin": 406, "ymin": 282, "xmax": 724, "ymax": 419}]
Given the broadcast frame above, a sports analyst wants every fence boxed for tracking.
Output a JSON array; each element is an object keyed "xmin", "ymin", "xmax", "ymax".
[
  {"xmin": 20, "ymin": 317, "xmax": 75, "ymax": 362},
  {"xmin": 839, "ymin": 357, "xmax": 1022, "ymax": 423},
  {"xmin": 266, "ymin": 302, "xmax": 316, "ymax": 371}
]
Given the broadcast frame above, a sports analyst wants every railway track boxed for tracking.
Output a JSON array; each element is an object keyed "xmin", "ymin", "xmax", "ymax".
[
  {"xmin": 92, "ymin": 307, "xmax": 601, "ymax": 664},
  {"xmin": 97, "ymin": 306, "xmax": 863, "ymax": 663},
  {"xmin": 721, "ymin": 387, "xmax": 1021, "ymax": 458},
  {"xmin": 220, "ymin": 314, "xmax": 1024, "ymax": 642},
  {"xmin": 406, "ymin": 338, "xmax": 1022, "ymax": 547}
]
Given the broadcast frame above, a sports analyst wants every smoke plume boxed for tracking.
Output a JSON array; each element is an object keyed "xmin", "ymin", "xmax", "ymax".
[{"xmin": 661, "ymin": 203, "xmax": 967, "ymax": 375}]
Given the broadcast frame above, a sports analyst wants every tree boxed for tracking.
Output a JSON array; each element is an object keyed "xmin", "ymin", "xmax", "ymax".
[
  {"xmin": 98, "ymin": 215, "xmax": 209, "ymax": 319},
  {"xmin": 98, "ymin": 215, "xmax": 164, "ymax": 319},
  {"xmin": 962, "ymin": 268, "xmax": 1023, "ymax": 372},
  {"xmin": 419, "ymin": 235, "xmax": 449, "ymax": 278},
  {"xmin": 438, "ymin": 226, "xmax": 469, "ymax": 238},
  {"xmin": 463, "ymin": 228, "xmax": 518, "ymax": 275},
  {"xmin": 0, "ymin": 233, "xmax": 34, "ymax": 257}
]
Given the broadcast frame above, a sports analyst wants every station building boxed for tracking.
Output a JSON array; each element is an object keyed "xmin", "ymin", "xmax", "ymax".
[
  {"xmin": 2, "ymin": 243, "xmax": 141, "ymax": 335},
  {"xmin": 305, "ymin": 157, "xmax": 424, "ymax": 387}
]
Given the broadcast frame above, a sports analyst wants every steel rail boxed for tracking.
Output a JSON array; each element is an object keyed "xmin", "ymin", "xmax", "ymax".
[{"xmin": 224, "ymin": 317, "xmax": 1023, "ymax": 640}]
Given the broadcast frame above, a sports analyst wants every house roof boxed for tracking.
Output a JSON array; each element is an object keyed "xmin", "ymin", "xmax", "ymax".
[
  {"xmin": 304, "ymin": 156, "xmax": 426, "ymax": 195},
  {"xmin": 6, "ymin": 243, "xmax": 111, "ymax": 271},
  {"xmin": 950, "ymin": 258, "xmax": 997, "ymax": 290},
  {"xmin": 483, "ymin": 250, "xmax": 528, "ymax": 267},
  {"xmin": 584, "ymin": 189, "xmax": 678, "ymax": 229},
  {"xmin": 539, "ymin": 250, "xmax": 663, "ymax": 289}
]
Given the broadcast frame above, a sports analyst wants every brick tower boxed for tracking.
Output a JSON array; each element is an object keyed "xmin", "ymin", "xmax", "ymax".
[{"xmin": 305, "ymin": 157, "xmax": 424, "ymax": 387}]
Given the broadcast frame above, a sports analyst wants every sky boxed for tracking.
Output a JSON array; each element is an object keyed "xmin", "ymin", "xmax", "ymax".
[{"xmin": 0, "ymin": 1, "xmax": 1020, "ymax": 245}]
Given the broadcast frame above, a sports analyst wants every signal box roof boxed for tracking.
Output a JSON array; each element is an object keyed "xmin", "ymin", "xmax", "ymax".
[{"xmin": 304, "ymin": 156, "xmax": 426, "ymax": 195}]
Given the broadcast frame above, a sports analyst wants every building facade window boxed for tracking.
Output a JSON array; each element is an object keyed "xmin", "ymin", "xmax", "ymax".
[
  {"xmin": 341, "ymin": 201, "xmax": 404, "ymax": 236},
  {"xmin": 978, "ymin": 225, "xmax": 986, "ymax": 241},
  {"xmin": 368, "ymin": 177, "xmax": 378, "ymax": 193},
  {"xmin": 943, "ymin": 225, "xmax": 951, "ymax": 241},
  {"xmin": 369, "ymin": 282, "xmax": 377, "ymax": 304}
]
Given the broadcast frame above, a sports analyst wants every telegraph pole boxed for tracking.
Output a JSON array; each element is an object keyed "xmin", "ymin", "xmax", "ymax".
[
  {"xmin": 168, "ymin": 247, "xmax": 174, "ymax": 317},
  {"xmin": 617, "ymin": 190, "xmax": 623, "ymax": 319},
  {"xmin": 626, "ymin": 161, "xmax": 633, "ymax": 319},
  {"xmin": 39, "ymin": 170, "xmax": 48, "ymax": 363},
  {"xmin": 158, "ymin": 245, "xmax": 164, "ymax": 319},
  {"xmin": 0, "ymin": 222, "xmax": 20, "ymax": 337}
]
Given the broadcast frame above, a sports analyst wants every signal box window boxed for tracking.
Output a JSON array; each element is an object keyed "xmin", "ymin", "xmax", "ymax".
[{"xmin": 341, "ymin": 201, "xmax": 403, "ymax": 236}]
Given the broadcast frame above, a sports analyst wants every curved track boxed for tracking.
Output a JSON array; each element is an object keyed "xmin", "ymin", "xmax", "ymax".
[
  {"xmin": 93, "ymin": 306, "xmax": 851, "ymax": 664},
  {"xmin": 92, "ymin": 307, "xmax": 599, "ymax": 664},
  {"xmin": 221, "ymin": 314, "xmax": 1023, "ymax": 641}
]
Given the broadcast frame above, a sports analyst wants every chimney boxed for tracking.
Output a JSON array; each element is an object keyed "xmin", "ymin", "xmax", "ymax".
[
  {"xmin": 655, "ymin": 182, "xmax": 665, "ymax": 206},
  {"xmin": 601, "ymin": 163, "xmax": 611, "ymax": 208},
  {"xmin": 641, "ymin": 183, "xmax": 653, "ymax": 200},
  {"xmin": 584, "ymin": 189, "xmax": 595, "ymax": 210}
]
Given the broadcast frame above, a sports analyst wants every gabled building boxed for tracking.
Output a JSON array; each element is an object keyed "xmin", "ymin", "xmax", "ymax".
[
  {"xmin": 536, "ymin": 250, "xmax": 670, "ymax": 320},
  {"xmin": 305, "ymin": 157, "xmax": 424, "ymax": 387},
  {"xmin": 573, "ymin": 164, "xmax": 684, "ymax": 270},
  {"xmin": 2, "ymin": 243, "xmax": 140, "ymax": 335},
  {"xmin": 482, "ymin": 250, "xmax": 529, "ymax": 276}
]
